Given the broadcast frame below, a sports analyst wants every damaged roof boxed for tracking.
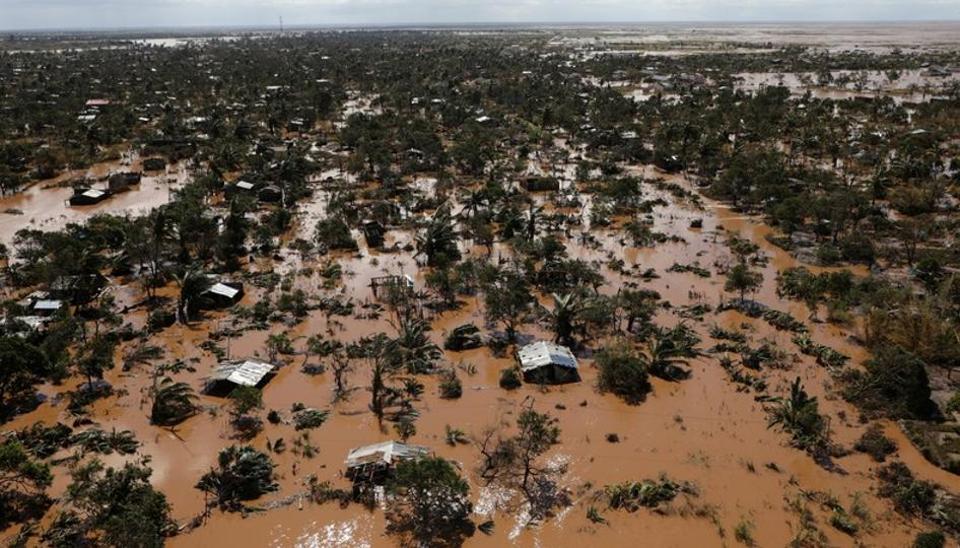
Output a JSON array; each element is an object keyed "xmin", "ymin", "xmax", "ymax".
[
  {"xmin": 205, "ymin": 282, "xmax": 241, "ymax": 300},
  {"xmin": 345, "ymin": 441, "xmax": 429, "ymax": 469},
  {"xmin": 517, "ymin": 341, "xmax": 578, "ymax": 372},
  {"xmin": 210, "ymin": 359, "xmax": 275, "ymax": 387}
]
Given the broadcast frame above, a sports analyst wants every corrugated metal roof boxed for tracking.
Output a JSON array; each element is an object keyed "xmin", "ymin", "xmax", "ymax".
[
  {"xmin": 206, "ymin": 282, "xmax": 240, "ymax": 299},
  {"xmin": 33, "ymin": 300, "xmax": 63, "ymax": 311},
  {"xmin": 82, "ymin": 189, "xmax": 106, "ymax": 199},
  {"xmin": 517, "ymin": 341, "xmax": 578, "ymax": 372},
  {"xmin": 210, "ymin": 359, "xmax": 275, "ymax": 387},
  {"xmin": 235, "ymin": 181, "xmax": 255, "ymax": 190},
  {"xmin": 345, "ymin": 441, "xmax": 428, "ymax": 468}
]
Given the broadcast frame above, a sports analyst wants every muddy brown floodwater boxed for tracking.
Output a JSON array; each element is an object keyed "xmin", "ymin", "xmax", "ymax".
[
  {"xmin": 0, "ymin": 155, "xmax": 187, "ymax": 248},
  {"xmin": 4, "ymin": 164, "xmax": 959, "ymax": 548}
]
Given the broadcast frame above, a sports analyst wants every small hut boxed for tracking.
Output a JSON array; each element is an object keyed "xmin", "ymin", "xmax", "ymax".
[
  {"xmin": 205, "ymin": 359, "xmax": 276, "ymax": 395},
  {"xmin": 345, "ymin": 441, "xmax": 429, "ymax": 486},
  {"xmin": 258, "ymin": 184, "xmax": 282, "ymax": 203},
  {"xmin": 370, "ymin": 274, "xmax": 414, "ymax": 299},
  {"xmin": 32, "ymin": 299, "xmax": 64, "ymax": 317},
  {"xmin": 200, "ymin": 282, "xmax": 244, "ymax": 309},
  {"xmin": 361, "ymin": 220, "xmax": 385, "ymax": 248},
  {"xmin": 107, "ymin": 172, "xmax": 142, "ymax": 192},
  {"xmin": 69, "ymin": 188, "xmax": 109, "ymax": 206},
  {"xmin": 516, "ymin": 341, "xmax": 580, "ymax": 384},
  {"xmin": 521, "ymin": 176, "xmax": 560, "ymax": 192}
]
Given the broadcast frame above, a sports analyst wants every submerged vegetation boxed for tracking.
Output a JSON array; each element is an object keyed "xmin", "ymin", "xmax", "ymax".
[{"xmin": 0, "ymin": 22, "xmax": 959, "ymax": 547}]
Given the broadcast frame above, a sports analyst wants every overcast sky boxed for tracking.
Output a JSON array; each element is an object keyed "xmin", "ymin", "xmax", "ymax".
[{"xmin": 2, "ymin": 0, "xmax": 958, "ymax": 31}]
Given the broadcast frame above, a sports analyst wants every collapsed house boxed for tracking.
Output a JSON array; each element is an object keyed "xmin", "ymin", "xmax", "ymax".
[
  {"xmin": 205, "ymin": 359, "xmax": 276, "ymax": 394},
  {"xmin": 258, "ymin": 184, "xmax": 283, "ymax": 203},
  {"xmin": 516, "ymin": 340, "xmax": 580, "ymax": 384},
  {"xmin": 344, "ymin": 441, "xmax": 429, "ymax": 486}
]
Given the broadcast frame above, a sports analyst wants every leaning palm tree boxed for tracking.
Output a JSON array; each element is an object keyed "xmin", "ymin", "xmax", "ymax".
[
  {"xmin": 150, "ymin": 376, "xmax": 199, "ymax": 426},
  {"xmin": 644, "ymin": 331, "xmax": 692, "ymax": 382},
  {"xmin": 174, "ymin": 267, "xmax": 212, "ymax": 325}
]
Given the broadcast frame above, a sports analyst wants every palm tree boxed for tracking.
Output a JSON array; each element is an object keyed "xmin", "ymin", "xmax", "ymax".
[
  {"xmin": 547, "ymin": 292, "xmax": 581, "ymax": 348},
  {"xmin": 174, "ymin": 267, "xmax": 212, "ymax": 325},
  {"xmin": 392, "ymin": 316, "xmax": 441, "ymax": 374},
  {"xmin": 416, "ymin": 205, "xmax": 460, "ymax": 267},
  {"xmin": 150, "ymin": 376, "xmax": 199, "ymax": 426},
  {"xmin": 644, "ymin": 334, "xmax": 691, "ymax": 382}
]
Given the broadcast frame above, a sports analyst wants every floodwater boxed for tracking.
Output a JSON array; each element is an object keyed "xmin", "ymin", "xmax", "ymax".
[
  {"xmin": 3, "ymin": 155, "xmax": 957, "ymax": 548},
  {"xmin": 0, "ymin": 154, "xmax": 186, "ymax": 247}
]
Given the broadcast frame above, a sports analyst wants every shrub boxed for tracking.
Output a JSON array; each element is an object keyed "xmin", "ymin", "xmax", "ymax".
[
  {"xmin": 595, "ymin": 340, "xmax": 651, "ymax": 405},
  {"xmin": 854, "ymin": 424, "xmax": 897, "ymax": 462},
  {"xmin": 499, "ymin": 367, "xmax": 521, "ymax": 390}
]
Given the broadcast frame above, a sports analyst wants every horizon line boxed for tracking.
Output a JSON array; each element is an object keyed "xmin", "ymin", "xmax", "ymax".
[{"xmin": 3, "ymin": 19, "xmax": 960, "ymax": 35}]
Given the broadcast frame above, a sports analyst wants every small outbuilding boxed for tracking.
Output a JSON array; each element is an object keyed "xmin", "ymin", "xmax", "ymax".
[
  {"xmin": 516, "ymin": 341, "xmax": 580, "ymax": 384},
  {"xmin": 258, "ymin": 184, "xmax": 282, "ymax": 203},
  {"xmin": 345, "ymin": 441, "xmax": 429, "ymax": 485},
  {"xmin": 69, "ymin": 188, "xmax": 109, "ymax": 206},
  {"xmin": 205, "ymin": 359, "xmax": 276, "ymax": 394},
  {"xmin": 370, "ymin": 274, "xmax": 414, "ymax": 299},
  {"xmin": 521, "ymin": 176, "xmax": 560, "ymax": 192},
  {"xmin": 32, "ymin": 299, "xmax": 64, "ymax": 317},
  {"xmin": 107, "ymin": 172, "xmax": 142, "ymax": 192},
  {"xmin": 200, "ymin": 281, "xmax": 244, "ymax": 309}
]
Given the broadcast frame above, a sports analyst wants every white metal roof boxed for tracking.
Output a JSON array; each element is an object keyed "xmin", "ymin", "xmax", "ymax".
[
  {"xmin": 345, "ymin": 441, "xmax": 429, "ymax": 468},
  {"xmin": 210, "ymin": 359, "xmax": 275, "ymax": 387},
  {"xmin": 33, "ymin": 300, "xmax": 63, "ymax": 311},
  {"xmin": 235, "ymin": 180, "xmax": 255, "ymax": 190},
  {"xmin": 82, "ymin": 189, "xmax": 106, "ymax": 199},
  {"xmin": 517, "ymin": 341, "xmax": 578, "ymax": 372},
  {"xmin": 206, "ymin": 282, "xmax": 240, "ymax": 300}
]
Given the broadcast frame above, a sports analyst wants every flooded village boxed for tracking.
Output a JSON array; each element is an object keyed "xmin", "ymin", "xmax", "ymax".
[{"xmin": 1, "ymin": 23, "xmax": 960, "ymax": 547}]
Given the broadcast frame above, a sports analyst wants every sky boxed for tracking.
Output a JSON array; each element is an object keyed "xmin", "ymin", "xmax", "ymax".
[{"xmin": 1, "ymin": 0, "xmax": 958, "ymax": 31}]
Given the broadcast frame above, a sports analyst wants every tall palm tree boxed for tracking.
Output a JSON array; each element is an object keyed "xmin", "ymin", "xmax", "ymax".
[{"xmin": 548, "ymin": 292, "xmax": 581, "ymax": 348}]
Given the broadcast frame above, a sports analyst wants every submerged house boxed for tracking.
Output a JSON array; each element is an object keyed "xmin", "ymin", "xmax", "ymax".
[
  {"xmin": 49, "ymin": 274, "xmax": 107, "ymax": 304},
  {"xmin": 199, "ymin": 281, "xmax": 244, "ymax": 309},
  {"xmin": 32, "ymin": 299, "xmax": 64, "ymax": 317},
  {"xmin": 205, "ymin": 359, "xmax": 276, "ymax": 394},
  {"xmin": 521, "ymin": 176, "xmax": 560, "ymax": 192},
  {"xmin": 516, "ymin": 341, "xmax": 580, "ymax": 384},
  {"xmin": 258, "ymin": 184, "xmax": 282, "ymax": 203},
  {"xmin": 68, "ymin": 187, "xmax": 109, "ymax": 206},
  {"xmin": 344, "ymin": 441, "xmax": 429, "ymax": 485},
  {"xmin": 107, "ymin": 172, "xmax": 142, "ymax": 192},
  {"xmin": 370, "ymin": 274, "xmax": 414, "ymax": 299},
  {"xmin": 361, "ymin": 220, "xmax": 385, "ymax": 248}
]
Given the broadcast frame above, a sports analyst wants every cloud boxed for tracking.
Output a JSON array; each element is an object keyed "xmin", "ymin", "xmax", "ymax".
[{"xmin": 0, "ymin": 0, "xmax": 956, "ymax": 30}]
